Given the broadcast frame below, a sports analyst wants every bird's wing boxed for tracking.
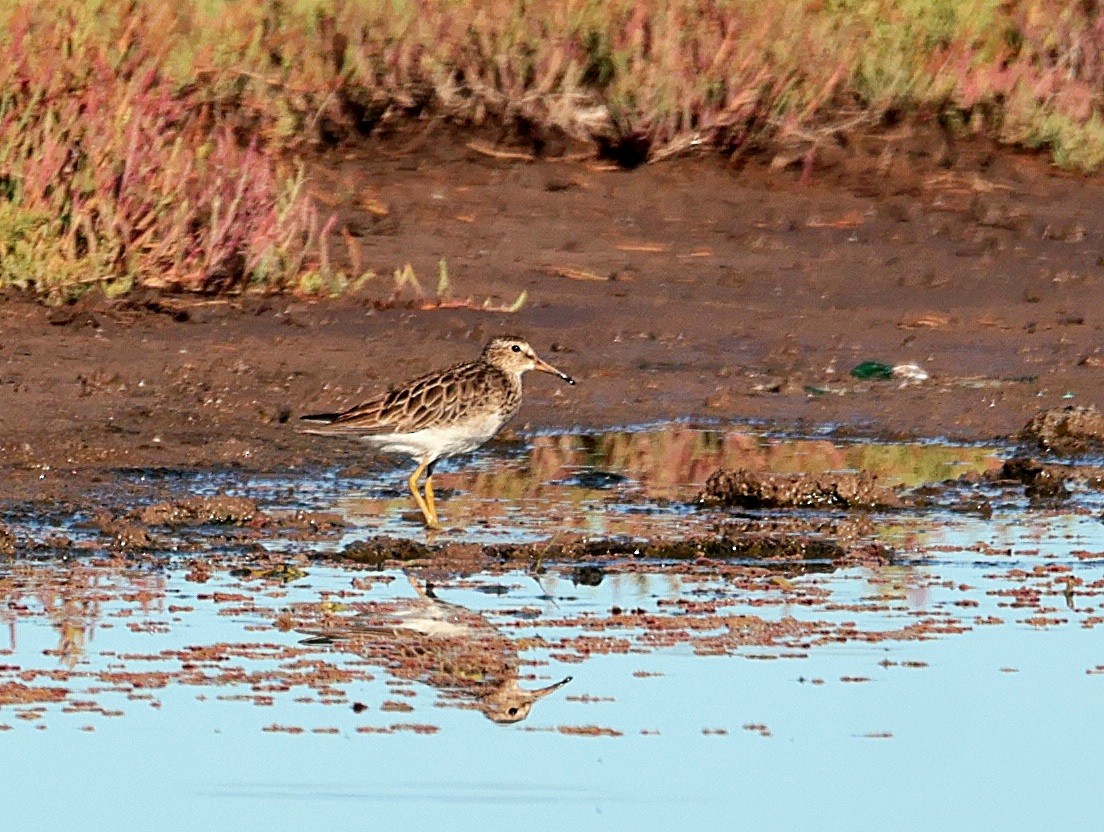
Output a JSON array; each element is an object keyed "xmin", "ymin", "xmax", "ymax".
[
  {"xmin": 301, "ymin": 361, "xmax": 496, "ymax": 435},
  {"xmin": 299, "ymin": 600, "xmax": 480, "ymax": 641}
]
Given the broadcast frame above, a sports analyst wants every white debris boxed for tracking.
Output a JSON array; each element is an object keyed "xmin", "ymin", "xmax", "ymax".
[{"xmin": 892, "ymin": 363, "xmax": 929, "ymax": 384}]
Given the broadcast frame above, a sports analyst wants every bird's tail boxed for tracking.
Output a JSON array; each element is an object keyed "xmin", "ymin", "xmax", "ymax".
[
  {"xmin": 298, "ymin": 412, "xmax": 346, "ymax": 435},
  {"xmin": 299, "ymin": 412, "xmax": 342, "ymax": 425}
]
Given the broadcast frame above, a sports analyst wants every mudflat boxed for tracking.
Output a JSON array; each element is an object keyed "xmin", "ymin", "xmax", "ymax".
[{"xmin": 2, "ymin": 131, "xmax": 1102, "ymax": 497}]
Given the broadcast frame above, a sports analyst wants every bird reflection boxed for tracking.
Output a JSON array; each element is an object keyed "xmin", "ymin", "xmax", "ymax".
[{"xmin": 300, "ymin": 575, "xmax": 570, "ymax": 723}]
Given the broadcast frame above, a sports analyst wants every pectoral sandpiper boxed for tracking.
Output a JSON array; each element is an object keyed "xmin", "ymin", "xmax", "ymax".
[
  {"xmin": 300, "ymin": 336, "xmax": 575, "ymax": 529},
  {"xmin": 299, "ymin": 575, "xmax": 571, "ymax": 723}
]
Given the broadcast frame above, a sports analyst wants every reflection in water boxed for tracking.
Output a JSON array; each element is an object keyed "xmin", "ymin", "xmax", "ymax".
[
  {"xmin": 4, "ymin": 427, "xmax": 1104, "ymax": 831},
  {"xmin": 298, "ymin": 575, "xmax": 571, "ymax": 724},
  {"xmin": 0, "ymin": 563, "xmax": 166, "ymax": 669},
  {"xmin": 3, "ymin": 495, "xmax": 1104, "ymax": 832},
  {"xmin": 526, "ymin": 427, "xmax": 1001, "ymax": 493},
  {"xmin": 337, "ymin": 426, "xmax": 1001, "ymax": 538}
]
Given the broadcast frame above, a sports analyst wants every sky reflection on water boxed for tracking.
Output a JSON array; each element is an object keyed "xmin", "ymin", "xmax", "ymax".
[
  {"xmin": 3, "ymin": 428, "xmax": 1104, "ymax": 830},
  {"xmin": 4, "ymin": 510, "xmax": 1104, "ymax": 831}
]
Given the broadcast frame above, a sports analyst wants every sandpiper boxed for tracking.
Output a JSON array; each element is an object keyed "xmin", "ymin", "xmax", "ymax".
[
  {"xmin": 300, "ymin": 336, "xmax": 575, "ymax": 529},
  {"xmin": 299, "ymin": 575, "xmax": 571, "ymax": 723}
]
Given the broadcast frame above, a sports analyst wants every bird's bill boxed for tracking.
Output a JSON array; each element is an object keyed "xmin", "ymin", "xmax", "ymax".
[
  {"xmin": 525, "ymin": 676, "xmax": 573, "ymax": 701},
  {"xmin": 533, "ymin": 356, "xmax": 576, "ymax": 385},
  {"xmin": 484, "ymin": 676, "xmax": 573, "ymax": 723}
]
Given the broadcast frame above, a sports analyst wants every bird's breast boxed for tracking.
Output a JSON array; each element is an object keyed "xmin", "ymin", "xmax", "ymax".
[{"xmin": 364, "ymin": 409, "xmax": 510, "ymax": 461}]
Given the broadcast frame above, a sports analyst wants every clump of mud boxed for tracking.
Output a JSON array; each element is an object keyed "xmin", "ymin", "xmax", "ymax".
[
  {"xmin": 1021, "ymin": 405, "xmax": 1104, "ymax": 455},
  {"xmin": 338, "ymin": 536, "xmax": 435, "ymax": 565},
  {"xmin": 136, "ymin": 495, "xmax": 259, "ymax": 526},
  {"xmin": 535, "ymin": 534, "xmax": 891, "ymax": 566},
  {"xmin": 331, "ymin": 531, "xmax": 889, "ymax": 569},
  {"xmin": 525, "ymin": 536, "xmax": 850, "ymax": 562},
  {"xmin": 698, "ymin": 469, "xmax": 900, "ymax": 510},
  {"xmin": 0, "ymin": 522, "xmax": 15, "ymax": 556},
  {"xmin": 993, "ymin": 457, "xmax": 1071, "ymax": 499},
  {"xmin": 268, "ymin": 510, "xmax": 344, "ymax": 531},
  {"xmin": 707, "ymin": 536, "xmax": 847, "ymax": 561},
  {"xmin": 98, "ymin": 518, "xmax": 155, "ymax": 549}
]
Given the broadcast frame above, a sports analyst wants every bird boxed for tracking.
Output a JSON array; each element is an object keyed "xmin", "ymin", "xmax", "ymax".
[
  {"xmin": 300, "ymin": 335, "xmax": 575, "ymax": 529},
  {"xmin": 298, "ymin": 575, "xmax": 571, "ymax": 724}
]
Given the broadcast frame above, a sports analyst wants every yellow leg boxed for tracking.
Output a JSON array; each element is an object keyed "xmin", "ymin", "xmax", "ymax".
[
  {"xmin": 423, "ymin": 474, "xmax": 438, "ymax": 527},
  {"xmin": 407, "ymin": 460, "xmax": 439, "ymax": 529}
]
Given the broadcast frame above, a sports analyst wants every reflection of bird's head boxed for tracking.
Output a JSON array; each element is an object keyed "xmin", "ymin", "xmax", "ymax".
[
  {"xmin": 298, "ymin": 575, "xmax": 571, "ymax": 724},
  {"xmin": 482, "ymin": 676, "xmax": 573, "ymax": 724},
  {"xmin": 482, "ymin": 336, "xmax": 575, "ymax": 385}
]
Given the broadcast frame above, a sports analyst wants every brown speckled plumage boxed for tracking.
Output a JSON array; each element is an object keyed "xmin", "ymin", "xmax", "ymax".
[
  {"xmin": 300, "ymin": 336, "xmax": 575, "ymax": 529},
  {"xmin": 311, "ymin": 357, "xmax": 522, "ymax": 436}
]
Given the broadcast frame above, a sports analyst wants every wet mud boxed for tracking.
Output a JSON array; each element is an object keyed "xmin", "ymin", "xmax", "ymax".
[
  {"xmin": 1020, "ymin": 405, "xmax": 1104, "ymax": 456},
  {"xmin": 700, "ymin": 468, "xmax": 900, "ymax": 510},
  {"xmin": 7, "ymin": 132, "xmax": 1104, "ymax": 830},
  {"xmin": 4, "ymin": 132, "xmax": 1104, "ymax": 510},
  {"xmin": 0, "ymin": 424, "xmax": 1085, "ymax": 571}
]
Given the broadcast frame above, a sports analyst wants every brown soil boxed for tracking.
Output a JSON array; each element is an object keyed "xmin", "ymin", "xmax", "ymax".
[
  {"xmin": 4, "ymin": 127, "xmax": 1104, "ymax": 500},
  {"xmin": 700, "ymin": 469, "xmax": 900, "ymax": 510},
  {"xmin": 1020, "ymin": 404, "xmax": 1104, "ymax": 454}
]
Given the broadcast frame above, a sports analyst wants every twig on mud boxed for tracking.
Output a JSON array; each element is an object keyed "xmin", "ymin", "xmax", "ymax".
[
  {"xmin": 805, "ymin": 210, "xmax": 864, "ymax": 228},
  {"xmin": 416, "ymin": 291, "xmax": 528, "ymax": 313},
  {"xmin": 649, "ymin": 133, "xmax": 705, "ymax": 163},
  {"xmin": 466, "ymin": 141, "xmax": 535, "ymax": 162},
  {"xmin": 898, "ymin": 313, "xmax": 951, "ymax": 329},
  {"xmin": 615, "ymin": 242, "xmax": 669, "ymax": 253},
  {"xmin": 924, "ymin": 172, "xmax": 1015, "ymax": 194},
  {"xmin": 546, "ymin": 266, "xmax": 607, "ymax": 281},
  {"xmin": 549, "ymin": 151, "xmax": 598, "ymax": 163}
]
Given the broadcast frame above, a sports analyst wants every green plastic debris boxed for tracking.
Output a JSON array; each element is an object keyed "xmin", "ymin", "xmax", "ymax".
[{"xmin": 850, "ymin": 361, "xmax": 895, "ymax": 380}]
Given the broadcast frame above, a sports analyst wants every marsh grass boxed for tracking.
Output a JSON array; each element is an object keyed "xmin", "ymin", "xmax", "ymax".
[
  {"xmin": 0, "ymin": 4, "xmax": 323, "ymax": 301},
  {"xmin": 296, "ymin": 258, "xmax": 528, "ymax": 313},
  {"xmin": 3, "ymin": 0, "xmax": 1104, "ymax": 300}
]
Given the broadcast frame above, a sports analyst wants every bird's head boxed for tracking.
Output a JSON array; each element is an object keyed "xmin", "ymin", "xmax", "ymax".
[
  {"xmin": 482, "ymin": 676, "xmax": 573, "ymax": 724},
  {"xmin": 482, "ymin": 336, "xmax": 575, "ymax": 385}
]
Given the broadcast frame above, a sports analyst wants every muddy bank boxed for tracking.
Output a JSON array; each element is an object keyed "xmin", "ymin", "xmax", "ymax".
[
  {"xmin": 2, "ymin": 447, "xmax": 1078, "ymax": 570},
  {"xmin": 699, "ymin": 469, "xmax": 900, "ymax": 510},
  {"xmin": 3, "ymin": 134, "xmax": 1104, "ymax": 500},
  {"xmin": 335, "ymin": 531, "xmax": 888, "ymax": 570},
  {"xmin": 1020, "ymin": 405, "xmax": 1104, "ymax": 455},
  {"xmin": 1, "ymin": 433, "xmax": 1100, "ymax": 571}
]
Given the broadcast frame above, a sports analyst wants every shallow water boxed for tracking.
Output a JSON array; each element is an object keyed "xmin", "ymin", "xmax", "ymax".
[
  {"xmin": 296, "ymin": 425, "xmax": 1004, "ymax": 543},
  {"xmin": 4, "ymin": 427, "xmax": 1104, "ymax": 830}
]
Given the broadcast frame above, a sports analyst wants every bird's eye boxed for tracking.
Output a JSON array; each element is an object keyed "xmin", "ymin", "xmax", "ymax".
[
  {"xmin": 508, "ymin": 707, "xmax": 519, "ymax": 715},
  {"xmin": 510, "ymin": 344, "xmax": 521, "ymax": 353}
]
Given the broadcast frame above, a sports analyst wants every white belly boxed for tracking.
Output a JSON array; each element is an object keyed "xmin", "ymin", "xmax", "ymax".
[{"xmin": 362, "ymin": 412, "xmax": 505, "ymax": 462}]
